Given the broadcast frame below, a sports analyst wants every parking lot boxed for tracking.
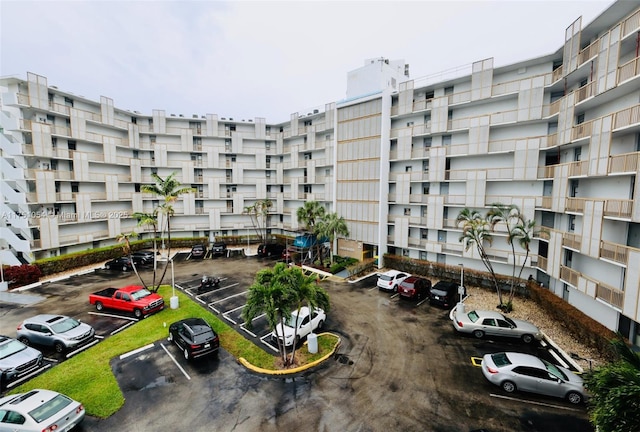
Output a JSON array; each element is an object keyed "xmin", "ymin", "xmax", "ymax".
[{"xmin": 0, "ymin": 253, "xmax": 594, "ymax": 432}]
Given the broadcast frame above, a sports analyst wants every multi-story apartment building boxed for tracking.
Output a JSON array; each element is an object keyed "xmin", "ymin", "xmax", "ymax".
[{"xmin": 1, "ymin": 1, "xmax": 639, "ymax": 346}]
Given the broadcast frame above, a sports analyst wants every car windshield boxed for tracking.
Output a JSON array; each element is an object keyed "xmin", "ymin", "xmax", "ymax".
[
  {"xmin": 51, "ymin": 317, "xmax": 80, "ymax": 333},
  {"xmin": 193, "ymin": 330, "xmax": 214, "ymax": 344},
  {"xmin": 0, "ymin": 339, "xmax": 26, "ymax": 359},
  {"xmin": 29, "ymin": 394, "xmax": 72, "ymax": 423},
  {"xmin": 284, "ymin": 313, "xmax": 302, "ymax": 328},
  {"xmin": 467, "ymin": 311, "xmax": 480, "ymax": 323},
  {"xmin": 131, "ymin": 289, "xmax": 152, "ymax": 300},
  {"xmin": 503, "ymin": 316, "xmax": 516, "ymax": 327},
  {"xmin": 542, "ymin": 358, "xmax": 568, "ymax": 380},
  {"xmin": 379, "ymin": 275, "xmax": 393, "ymax": 282}
]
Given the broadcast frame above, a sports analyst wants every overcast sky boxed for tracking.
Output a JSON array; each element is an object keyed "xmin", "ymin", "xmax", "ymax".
[{"xmin": 1, "ymin": 0, "xmax": 614, "ymax": 123}]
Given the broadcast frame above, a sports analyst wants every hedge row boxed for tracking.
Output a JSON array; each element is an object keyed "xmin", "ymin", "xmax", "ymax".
[
  {"xmin": 383, "ymin": 254, "xmax": 618, "ymax": 361},
  {"xmin": 34, "ymin": 237, "xmax": 207, "ymax": 277},
  {"xmin": 2, "ymin": 264, "xmax": 43, "ymax": 288}
]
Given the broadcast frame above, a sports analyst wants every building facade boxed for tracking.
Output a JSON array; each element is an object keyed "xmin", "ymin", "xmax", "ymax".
[{"xmin": 1, "ymin": 1, "xmax": 640, "ymax": 345}]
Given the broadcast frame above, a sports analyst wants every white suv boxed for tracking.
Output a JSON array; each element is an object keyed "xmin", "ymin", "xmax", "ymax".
[{"xmin": 376, "ymin": 270, "xmax": 411, "ymax": 292}]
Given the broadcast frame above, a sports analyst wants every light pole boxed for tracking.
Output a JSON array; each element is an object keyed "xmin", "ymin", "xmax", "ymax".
[
  {"xmin": 170, "ymin": 256, "xmax": 178, "ymax": 309},
  {"xmin": 457, "ymin": 263, "xmax": 465, "ymax": 313}
]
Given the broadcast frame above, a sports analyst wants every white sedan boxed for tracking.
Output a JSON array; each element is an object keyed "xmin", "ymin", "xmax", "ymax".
[
  {"xmin": 271, "ymin": 306, "xmax": 326, "ymax": 347},
  {"xmin": 450, "ymin": 308, "xmax": 542, "ymax": 344},
  {"xmin": 0, "ymin": 389, "xmax": 85, "ymax": 432}
]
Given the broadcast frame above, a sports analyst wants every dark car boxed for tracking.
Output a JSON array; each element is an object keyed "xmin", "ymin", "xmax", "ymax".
[
  {"xmin": 168, "ymin": 318, "xmax": 219, "ymax": 360},
  {"xmin": 104, "ymin": 257, "xmax": 134, "ymax": 271},
  {"xmin": 211, "ymin": 241, "xmax": 227, "ymax": 257},
  {"xmin": 131, "ymin": 250, "xmax": 155, "ymax": 265},
  {"xmin": 17, "ymin": 314, "xmax": 95, "ymax": 353},
  {"xmin": 257, "ymin": 243, "xmax": 285, "ymax": 257},
  {"xmin": 429, "ymin": 280, "xmax": 462, "ymax": 308},
  {"xmin": 198, "ymin": 275, "xmax": 220, "ymax": 293},
  {"xmin": 398, "ymin": 276, "xmax": 432, "ymax": 301},
  {"xmin": 191, "ymin": 244, "xmax": 207, "ymax": 259}
]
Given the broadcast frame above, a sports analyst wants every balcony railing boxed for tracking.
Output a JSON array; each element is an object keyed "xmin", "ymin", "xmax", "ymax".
[
  {"xmin": 609, "ymin": 152, "xmax": 639, "ymax": 174},
  {"xmin": 600, "ymin": 240, "xmax": 630, "ymax": 265},
  {"xmin": 537, "ymin": 256, "xmax": 547, "ymax": 270},
  {"xmin": 563, "ymin": 232, "xmax": 581, "ymax": 250},
  {"xmin": 613, "ymin": 104, "xmax": 640, "ymax": 130},
  {"xmin": 565, "ymin": 197, "xmax": 585, "ymax": 213},
  {"xmin": 595, "ymin": 283, "xmax": 624, "ymax": 309},
  {"xmin": 604, "ymin": 199, "xmax": 633, "ymax": 218},
  {"xmin": 560, "ymin": 265, "xmax": 580, "ymax": 287}
]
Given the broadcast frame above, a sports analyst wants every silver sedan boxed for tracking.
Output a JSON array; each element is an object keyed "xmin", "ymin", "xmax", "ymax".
[
  {"xmin": 450, "ymin": 308, "xmax": 542, "ymax": 343},
  {"xmin": 481, "ymin": 351, "xmax": 587, "ymax": 404}
]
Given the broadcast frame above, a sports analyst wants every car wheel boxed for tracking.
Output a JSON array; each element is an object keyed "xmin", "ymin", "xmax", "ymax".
[
  {"xmin": 473, "ymin": 330, "xmax": 485, "ymax": 339},
  {"xmin": 123, "ymin": 265, "xmax": 128, "ymax": 271},
  {"xmin": 105, "ymin": 264, "xmax": 111, "ymax": 270},
  {"xmin": 184, "ymin": 348, "xmax": 190, "ymax": 360},
  {"xmin": 54, "ymin": 342, "xmax": 65, "ymax": 353},
  {"xmin": 567, "ymin": 391, "xmax": 583, "ymax": 405},
  {"xmin": 522, "ymin": 334, "xmax": 534, "ymax": 344},
  {"xmin": 168, "ymin": 332, "xmax": 173, "ymax": 342},
  {"xmin": 393, "ymin": 285, "xmax": 398, "ymax": 293},
  {"xmin": 317, "ymin": 320, "xmax": 324, "ymax": 330},
  {"xmin": 133, "ymin": 309, "xmax": 143, "ymax": 319},
  {"xmin": 18, "ymin": 337, "xmax": 30, "ymax": 346},
  {"xmin": 95, "ymin": 301, "xmax": 104, "ymax": 311},
  {"xmin": 501, "ymin": 380, "xmax": 516, "ymax": 393}
]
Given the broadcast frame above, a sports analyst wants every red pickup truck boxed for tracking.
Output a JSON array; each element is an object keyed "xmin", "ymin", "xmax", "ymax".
[{"xmin": 89, "ymin": 285, "xmax": 164, "ymax": 318}]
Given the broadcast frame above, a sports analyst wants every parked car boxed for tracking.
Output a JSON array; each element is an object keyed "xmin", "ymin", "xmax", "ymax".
[
  {"xmin": 271, "ymin": 306, "xmax": 326, "ymax": 347},
  {"xmin": 450, "ymin": 309, "xmax": 542, "ymax": 343},
  {"xmin": 481, "ymin": 351, "xmax": 587, "ymax": 404},
  {"xmin": 376, "ymin": 270, "xmax": 411, "ymax": 292},
  {"xmin": 398, "ymin": 276, "xmax": 431, "ymax": 301},
  {"xmin": 131, "ymin": 250, "xmax": 155, "ymax": 265},
  {"xmin": 0, "ymin": 388, "xmax": 85, "ymax": 431},
  {"xmin": 168, "ymin": 318, "xmax": 219, "ymax": 360},
  {"xmin": 17, "ymin": 314, "xmax": 95, "ymax": 353},
  {"xmin": 104, "ymin": 256, "xmax": 134, "ymax": 271},
  {"xmin": 429, "ymin": 280, "xmax": 461, "ymax": 308},
  {"xmin": 0, "ymin": 335, "xmax": 43, "ymax": 383},
  {"xmin": 191, "ymin": 244, "xmax": 208, "ymax": 259},
  {"xmin": 211, "ymin": 241, "xmax": 227, "ymax": 257},
  {"xmin": 89, "ymin": 285, "xmax": 165, "ymax": 318},
  {"xmin": 257, "ymin": 243, "xmax": 285, "ymax": 257}
]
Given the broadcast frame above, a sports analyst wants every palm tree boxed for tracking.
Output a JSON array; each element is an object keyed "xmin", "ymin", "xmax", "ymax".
[
  {"xmin": 508, "ymin": 218, "xmax": 540, "ymax": 305},
  {"xmin": 585, "ymin": 337, "xmax": 640, "ymax": 432},
  {"xmin": 456, "ymin": 208, "xmax": 504, "ymax": 307},
  {"xmin": 141, "ymin": 172, "xmax": 195, "ymax": 287},
  {"xmin": 133, "ymin": 211, "xmax": 159, "ymax": 290},
  {"xmin": 243, "ymin": 199, "xmax": 273, "ymax": 245},
  {"xmin": 116, "ymin": 231, "xmax": 146, "ymax": 288},
  {"xmin": 283, "ymin": 266, "xmax": 330, "ymax": 364},
  {"xmin": 296, "ymin": 201, "xmax": 326, "ymax": 265},
  {"xmin": 242, "ymin": 263, "xmax": 295, "ymax": 365},
  {"xmin": 317, "ymin": 212, "xmax": 349, "ymax": 266},
  {"xmin": 487, "ymin": 204, "xmax": 521, "ymax": 309}
]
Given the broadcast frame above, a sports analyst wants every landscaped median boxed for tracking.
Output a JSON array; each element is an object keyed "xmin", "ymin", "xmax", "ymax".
[{"xmin": 10, "ymin": 286, "xmax": 341, "ymax": 418}]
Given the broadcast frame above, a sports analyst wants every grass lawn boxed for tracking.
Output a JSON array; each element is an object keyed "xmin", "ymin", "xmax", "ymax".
[{"xmin": 11, "ymin": 286, "xmax": 339, "ymax": 418}]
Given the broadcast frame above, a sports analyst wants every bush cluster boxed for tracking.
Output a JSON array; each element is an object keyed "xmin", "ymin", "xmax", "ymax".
[
  {"xmin": 3, "ymin": 264, "xmax": 42, "ymax": 288},
  {"xmin": 329, "ymin": 256, "xmax": 358, "ymax": 274},
  {"xmin": 383, "ymin": 253, "xmax": 618, "ymax": 360}
]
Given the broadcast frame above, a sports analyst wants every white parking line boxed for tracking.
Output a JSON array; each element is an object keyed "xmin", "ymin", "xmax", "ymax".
[
  {"xmin": 208, "ymin": 290, "xmax": 248, "ymax": 306},
  {"xmin": 111, "ymin": 321, "xmax": 137, "ymax": 335},
  {"xmin": 259, "ymin": 334, "xmax": 279, "ymax": 352},
  {"xmin": 489, "ymin": 393, "xmax": 582, "ymax": 412},
  {"xmin": 120, "ymin": 343, "xmax": 155, "ymax": 359},
  {"xmin": 368, "ymin": 286, "xmax": 378, "ymax": 291},
  {"xmin": 195, "ymin": 283, "xmax": 239, "ymax": 301},
  {"xmin": 66, "ymin": 339, "xmax": 100, "ymax": 358},
  {"xmin": 6, "ymin": 364, "xmax": 53, "ymax": 389},
  {"xmin": 239, "ymin": 313, "xmax": 266, "ymax": 337},
  {"xmin": 160, "ymin": 343, "xmax": 191, "ymax": 380}
]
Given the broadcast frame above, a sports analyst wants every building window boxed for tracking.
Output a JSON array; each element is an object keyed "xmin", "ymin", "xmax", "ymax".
[
  {"xmin": 405, "ymin": 166, "xmax": 412, "ymax": 172},
  {"xmin": 64, "ymin": 97, "xmax": 74, "ymax": 107},
  {"xmin": 444, "ymin": 86, "xmax": 454, "ymax": 95},
  {"xmin": 406, "ymin": 121, "xmax": 414, "ymax": 127},
  {"xmin": 404, "ymin": 208, "xmax": 411, "ymax": 216},
  {"xmin": 425, "ymin": 90, "xmax": 434, "ymax": 99},
  {"xmin": 71, "ymin": 182, "xmax": 79, "ymax": 193},
  {"xmin": 135, "ymin": 183, "xmax": 141, "ymax": 192},
  {"xmin": 304, "ymin": 120, "xmax": 312, "ymax": 126},
  {"xmin": 68, "ymin": 140, "xmax": 76, "ymax": 150},
  {"xmin": 51, "ymin": 137, "xmax": 57, "ymax": 148},
  {"xmin": 132, "ymin": 150, "xmax": 139, "ymax": 159},
  {"xmin": 325, "ymin": 134, "xmax": 330, "ymax": 141},
  {"xmin": 423, "ymin": 160, "xmax": 429, "ymax": 172},
  {"xmin": 442, "ymin": 135, "xmax": 452, "ymax": 146},
  {"xmin": 576, "ymin": 113, "xmax": 585, "ymax": 125},
  {"xmin": 423, "ymin": 137, "xmax": 432, "ymax": 148},
  {"xmin": 150, "ymin": 135, "xmax": 156, "ymax": 144},
  {"xmin": 568, "ymin": 214, "xmax": 576, "ymax": 232}
]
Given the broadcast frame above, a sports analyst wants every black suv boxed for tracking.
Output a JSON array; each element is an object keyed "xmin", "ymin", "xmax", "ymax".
[
  {"xmin": 257, "ymin": 243, "xmax": 285, "ymax": 257},
  {"xmin": 429, "ymin": 280, "xmax": 462, "ymax": 308},
  {"xmin": 211, "ymin": 241, "xmax": 227, "ymax": 257}
]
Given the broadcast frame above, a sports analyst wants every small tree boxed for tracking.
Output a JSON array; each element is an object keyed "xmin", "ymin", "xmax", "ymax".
[
  {"xmin": 296, "ymin": 201, "xmax": 326, "ymax": 265},
  {"xmin": 116, "ymin": 231, "xmax": 146, "ymax": 288},
  {"xmin": 243, "ymin": 199, "xmax": 273, "ymax": 245},
  {"xmin": 316, "ymin": 212, "xmax": 349, "ymax": 266},
  {"xmin": 133, "ymin": 211, "xmax": 160, "ymax": 290},
  {"xmin": 585, "ymin": 336, "xmax": 640, "ymax": 432}
]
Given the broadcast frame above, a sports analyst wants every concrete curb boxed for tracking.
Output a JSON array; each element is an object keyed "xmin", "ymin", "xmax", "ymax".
[
  {"xmin": 541, "ymin": 330, "xmax": 583, "ymax": 373},
  {"xmin": 238, "ymin": 332, "xmax": 341, "ymax": 376}
]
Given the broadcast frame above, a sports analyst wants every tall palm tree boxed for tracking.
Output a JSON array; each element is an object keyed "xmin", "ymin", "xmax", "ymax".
[
  {"xmin": 317, "ymin": 212, "xmax": 350, "ymax": 266},
  {"xmin": 487, "ymin": 203, "xmax": 521, "ymax": 308},
  {"xmin": 508, "ymin": 218, "xmax": 540, "ymax": 304},
  {"xmin": 296, "ymin": 201, "xmax": 326, "ymax": 264},
  {"xmin": 456, "ymin": 208, "xmax": 504, "ymax": 307},
  {"xmin": 283, "ymin": 266, "xmax": 330, "ymax": 364},
  {"xmin": 116, "ymin": 231, "xmax": 146, "ymax": 288},
  {"xmin": 244, "ymin": 199, "xmax": 273, "ymax": 244},
  {"xmin": 133, "ymin": 211, "xmax": 159, "ymax": 291},
  {"xmin": 242, "ymin": 263, "xmax": 295, "ymax": 365},
  {"xmin": 141, "ymin": 172, "xmax": 194, "ymax": 287}
]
